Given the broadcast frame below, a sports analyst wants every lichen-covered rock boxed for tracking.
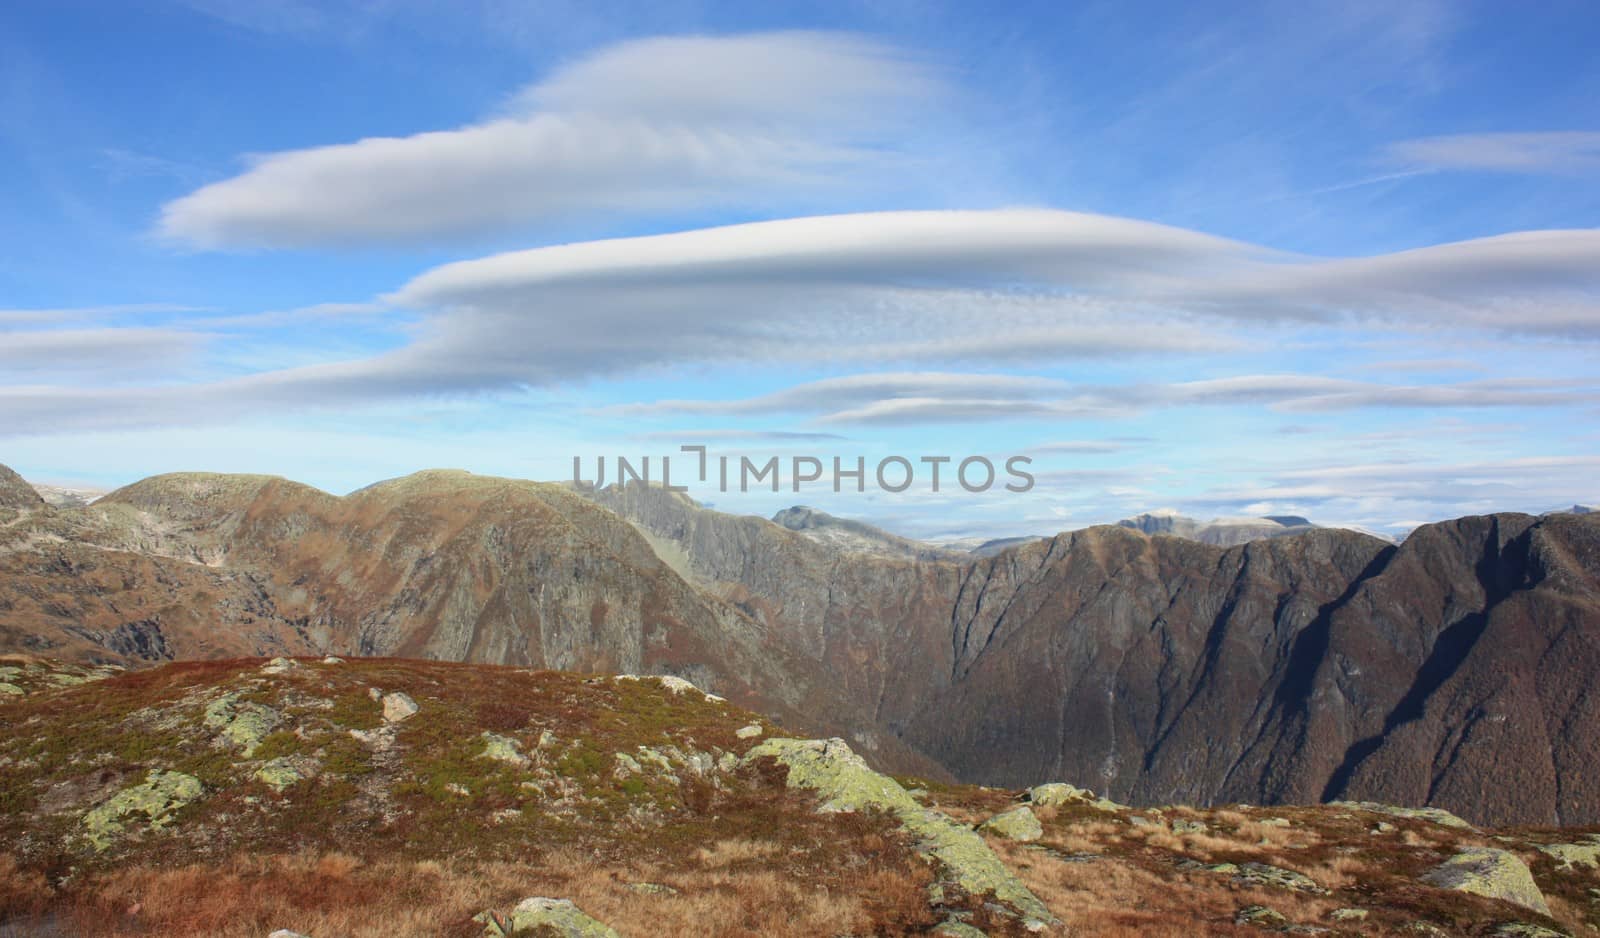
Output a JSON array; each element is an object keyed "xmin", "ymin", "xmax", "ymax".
[
  {"xmin": 479, "ymin": 732, "xmax": 529, "ymax": 767},
  {"xmin": 1334, "ymin": 801, "xmax": 1475, "ymax": 830},
  {"xmin": 1422, "ymin": 848, "xmax": 1550, "ymax": 915},
  {"xmin": 81, "ymin": 770, "xmax": 204, "ymax": 851},
  {"xmin": 261, "ymin": 657, "xmax": 297, "ymax": 674},
  {"xmin": 268, "ymin": 931, "xmax": 312, "ymax": 938},
  {"xmin": 255, "ymin": 758, "xmax": 305, "ymax": 792},
  {"xmin": 1233, "ymin": 862, "xmax": 1327, "ymax": 894},
  {"xmin": 0, "ymin": 682, "xmax": 22, "ymax": 696},
  {"xmin": 1537, "ymin": 842, "xmax": 1600, "ymax": 871},
  {"xmin": 613, "ymin": 752, "xmax": 642, "ymax": 777},
  {"xmin": 743, "ymin": 737, "xmax": 1054, "ymax": 927},
  {"xmin": 1173, "ymin": 818, "xmax": 1208, "ymax": 834},
  {"xmin": 203, "ymin": 692, "xmax": 282, "ymax": 756},
  {"xmin": 321, "ymin": 656, "xmax": 345, "ymax": 665},
  {"xmin": 979, "ymin": 806, "xmax": 1043, "ymax": 842},
  {"xmin": 1330, "ymin": 908, "xmax": 1369, "ymax": 922},
  {"xmin": 625, "ymin": 882, "xmax": 678, "ymax": 896},
  {"xmin": 382, "ymin": 691, "xmax": 418, "ymax": 723},
  {"xmin": 1493, "ymin": 924, "xmax": 1570, "ymax": 938},
  {"xmin": 502, "ymin": 897, "xmax": 621, "ymax": 937},
  {"xmin": 614, "ymin": 673, "xmax": 721, "ymax": 702},
  {"xmin": 1236, "ymin": 905, "xmax": 1287, "ymax": 928},
  {"xmin": 736, "ymin": 723, "xmax": 764, "ymax": 739},
  {"xmin": 934, "ymin": 920, "xmax": 988, "ymax": 937},
  {"xmin": 1025, "ymin": 782, "xmax": 1122, "ymax": 812}
]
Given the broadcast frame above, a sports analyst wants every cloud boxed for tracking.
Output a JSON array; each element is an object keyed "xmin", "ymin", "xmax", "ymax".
[
  {"xmin": 1030, "ymin": 441, "xmax": 1129, "ymax": 454},
  {"xmin": 632, "ymin": 429, "xmax": 848, "ymax": 443},
  {"xmin": 8, "ymin": 208, "xmax": 1600, "ymax": 434},
  {"xmin": 158, "ymin": 32, "xmax": 944, "ymax": 249},
  {"xmin": 0, "ymin": 328, "xmax": 205, "ymax": 374},
  {"xmin": 1387, "ymin": 132, "xmax": 1600, "ymax": 174},
  {"xmin": 0, "ymin": 304, "xmax": 210, "ymax": 325},
  {"xmin": 615, "ymin": 371, "xmax": 1598, "ymax": 427}
]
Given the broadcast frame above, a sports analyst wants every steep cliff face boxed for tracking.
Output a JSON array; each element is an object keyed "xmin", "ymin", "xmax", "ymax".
[
  {"xmin": 586, "ymin": 484, "xmax": 1600, "ymax": 825},
  {"xmin": 3, "ymin": 464, "xmax": 1597, "ymax": 824}
]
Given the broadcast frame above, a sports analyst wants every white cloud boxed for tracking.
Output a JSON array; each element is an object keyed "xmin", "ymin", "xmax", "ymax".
[
  {"xmin": 1387, "ymin": 131, "xmax": 1600, "ymax": 174},
  {"xmin": 158, "ymin": 32, "xmax": 944, "ymax": 249},
  {"xmin": 0, "ymin": 328, "xmax": 205, "ymax": 374},
  {"xmin": 8, "ymin": 208, "xmax": 1600, "ymax": 434},
  {"xmin": 602, "ymin": 370, "xmax": 1598, "ymax": 427}
]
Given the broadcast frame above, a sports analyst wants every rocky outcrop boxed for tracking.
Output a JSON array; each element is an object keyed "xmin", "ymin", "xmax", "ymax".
[
  {"xmin": 81, "ymin": 769, "xmax": 204, "ymax": 851},
  {"xmin": 486, "ymin": 898, "xmax": 621, "ymax": 938},
  {"xmin": 743, "ymin": 736, "xmax": 1054, "ymax": 928}
]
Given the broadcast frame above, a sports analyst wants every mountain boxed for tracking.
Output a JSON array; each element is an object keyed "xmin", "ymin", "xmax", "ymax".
[
  {"xmin": 3, "ymin": 462, "xmax": 1599, "ymax": 827},
  {"xmin": 27, "ymin": 481, "xmax": 107, "ymax": 508},
  {"xmin": 1117, "ymin": 509, "xmax": 1326, "ymax": 546},
  {"xmin": 770, "ymin": 505, "xmax": 965, "ymax": 561},
  {"xmin": 3, "ymin": 654, "xmax": 1595, "ymax": 938},
  {"xmin": 587, "ymin": 483, "xmax": 1600, "ymax": 827},
  {"xmin": 0, "ymin": 463, "xmax": 46, "ymax": 511}
]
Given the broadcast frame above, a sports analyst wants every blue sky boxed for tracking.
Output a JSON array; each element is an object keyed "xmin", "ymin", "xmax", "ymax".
[{"xmin": 2, "ymin": 0, "xmax": 1598, "ymax": 540}]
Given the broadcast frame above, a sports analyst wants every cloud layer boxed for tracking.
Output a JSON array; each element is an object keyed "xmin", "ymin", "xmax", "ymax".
[
  {"xmin": 8, "ymin": 207, "xmax": 1600, "ymax": 435},
  {"xmin": 159, "ymin": 32, "xmax": 944, "ymax": 249}
]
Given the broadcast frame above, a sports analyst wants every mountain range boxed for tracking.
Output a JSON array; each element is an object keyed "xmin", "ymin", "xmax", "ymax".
[{"xmin": 2, "ymin": 462, "xmax": 1597, "ymax": 827}]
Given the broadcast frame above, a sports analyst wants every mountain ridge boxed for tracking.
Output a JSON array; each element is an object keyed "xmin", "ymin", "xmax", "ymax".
[{"xmin": 3, "ymin": 463, "xmax": 1597, "ymax": 826}]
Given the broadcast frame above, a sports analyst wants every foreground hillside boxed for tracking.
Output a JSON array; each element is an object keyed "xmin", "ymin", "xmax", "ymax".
[
  {"xmin": 2, "ymin": 656, "xmax": 1598, "ymax": 938},
  {"xmin": 3, "ymin": 463, "xmax": 1600, "ymax": 827}
]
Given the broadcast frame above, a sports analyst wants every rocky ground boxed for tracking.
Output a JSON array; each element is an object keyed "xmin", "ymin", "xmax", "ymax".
[{"xmin": 1, "ymin": 655, "xmax": 1597, "ymax": 937}]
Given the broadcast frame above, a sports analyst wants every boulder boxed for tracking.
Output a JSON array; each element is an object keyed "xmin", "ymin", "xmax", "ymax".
[
  {"xmin": 502, "ymin": 897, "xmax": 621, "ymax": 938},
  {"xmin": 979, "ymin": 806, "xmax": 1043, "ymax": 842},
  {"xmin": 1537, "ymin": 842, "xmax": 1600, "ymax": 871},
  {"xmin": 1421, "ymin": 848, "xmax": 1550, "ymax": 915},
  {"xmin": 382, "ymin": 691, "xmax": 419, "ymax": 723},
  {"xmin": 1025, "ymin": 782, "xmax": 1122, "ymax": 812},
  {"xmin": 736, "ymin": 723, "xmax": 764, "ymax": 739}
]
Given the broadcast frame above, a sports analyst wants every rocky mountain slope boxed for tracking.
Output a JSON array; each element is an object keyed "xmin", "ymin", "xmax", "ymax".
[
  {"xmin": 2, "ymin": 463, "xmax": 1598, "ymax": 829},
  {"xmin": 3, "ymin": 655, "xmax": 1597, "ymax": 938},
  {"xmin": 585, "ymin": 484, "xmax": 1600, "ymax": 827},
  {"xmin": 770, "ymin": 505, "xmax": 967, "ymax": 562},
  {"xmin": 1116, "ymin": 510, "xmax": 1331, "ymax": 547}
]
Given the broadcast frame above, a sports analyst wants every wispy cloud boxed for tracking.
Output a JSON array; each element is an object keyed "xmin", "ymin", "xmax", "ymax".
[
  {"xmin": 616, "ymin": 371, "xmax": 1598, "ymax": 427},
  {"xmin": 159, "ymin": 32, "xmax": 946, "ymax": 249},
  {"xmin": 1386, "ymin": 132, "xmax": 1600, "ymax": 174}
]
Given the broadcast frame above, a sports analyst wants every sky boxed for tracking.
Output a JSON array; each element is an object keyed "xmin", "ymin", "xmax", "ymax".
[{"xmin": 2, "ymin": 0, "xmax": 1598, "ymax": 541}]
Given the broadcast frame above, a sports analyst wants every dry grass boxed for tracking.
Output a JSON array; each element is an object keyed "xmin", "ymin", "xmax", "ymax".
[{"xmin": 5, "ymin": 846, "xmax": 942, "ymax": 938}]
